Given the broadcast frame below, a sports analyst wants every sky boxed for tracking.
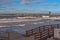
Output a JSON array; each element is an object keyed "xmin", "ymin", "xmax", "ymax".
[{"xmin": 0, "ymin": 0, "xmax": 60, "ymax": 14}]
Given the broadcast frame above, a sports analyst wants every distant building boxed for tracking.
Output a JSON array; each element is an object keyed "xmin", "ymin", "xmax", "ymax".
[{"xmin": 42, "ymin": 15, "xmax": 50, "ymax": 19}]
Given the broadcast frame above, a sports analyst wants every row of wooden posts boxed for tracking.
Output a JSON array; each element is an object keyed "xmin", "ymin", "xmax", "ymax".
[
  {"xmin": 0, "ymin": 24, "xmax": 60, "ymax": 40},
  {"xmin": 26, "ymin": 24, "xmax": 60, "ymax": 40}
]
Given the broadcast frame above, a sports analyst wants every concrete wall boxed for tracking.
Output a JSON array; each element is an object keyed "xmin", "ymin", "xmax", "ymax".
[
  {"xmin": 9, "ymin": 32, "xmax": 34, "ymax": 40},
  {"xmin": 54, "ymin": 29, "xmax": 60, "ymax": 39}
]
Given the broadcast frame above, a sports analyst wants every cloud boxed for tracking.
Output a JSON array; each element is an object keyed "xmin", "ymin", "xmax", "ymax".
[
  {"xmin": 42, "ymin": 3, "xmax": 49, "ymax": 6},
  {"xmin": 0, "ymin": 6, "xmax": 6, "ymax": 9},
  {"xmin": 53, "ymin": 3, "xmax": 58, "ymax": 7},
  {"xmin": 34, "ymin": 0, "xmax": 45, "ymax": 4},
  {"xmin": 33, "ymin": 0, "xmax": 43, "ymax": 3},
  {"xmin": 21, "ymin": 0, "xmax": 30, "ymax": 5},
  {"xmin": 0, "ymin": 0, "xmax": 9, "ymax": 4},
  {"xmin": 21, "ymin": 0, "xmax": 44, "ymax": 5},
  {"xmin": 0, "ymin": 0, "xmax": 12, "ymax": 6},
  {"xmin": 0, "ymin": 7, "xmax": 20, "ymax": 13}
]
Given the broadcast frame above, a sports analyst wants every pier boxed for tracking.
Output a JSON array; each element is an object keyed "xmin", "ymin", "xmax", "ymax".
[{"xmin": 0, "ymin": 21, "xmax": 60, "ymax": 40}]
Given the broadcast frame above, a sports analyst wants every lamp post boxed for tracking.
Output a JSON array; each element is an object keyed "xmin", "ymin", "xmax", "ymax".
[
  {"xmin": 49, "ymin": 11, "xmax": 51, "ymax": 24},
  {"xmin": 49, "ymin": 11, "xmax": 51, "ymax": 17}
]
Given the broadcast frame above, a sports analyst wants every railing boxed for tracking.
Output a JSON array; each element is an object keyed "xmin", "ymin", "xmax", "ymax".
[
  {"xmin": 0, "ymin": 27, "xmax": 10, "ymax": 40},
  {"xmin": 34, "ymin": 25, "xmax": 54, "ymax": 40},
  {"xmin": 54, "ymin": 24, "xmax": 60, "ymax": 29},
  {"xmin": 0, "ymin": 32, "xmax": 9, "ymax": 40},
  {"xmin": 26, "ymin": 24, "xmax": 60, "ymax": 40}
]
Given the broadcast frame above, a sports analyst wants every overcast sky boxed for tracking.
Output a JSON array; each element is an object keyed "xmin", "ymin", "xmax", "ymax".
[{"xmin": 0, "ymin": 0, "xmax": 60, "ymax": 14}]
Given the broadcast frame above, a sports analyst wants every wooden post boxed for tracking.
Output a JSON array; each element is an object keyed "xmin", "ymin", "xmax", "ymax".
[
  {"xmin": 8, "ymin": 32, "xmax": 10, "ymax": 40},
  {"xmin": 57, "ymin": 24, "xmax": 60, "ymax": 29},
  {"xmin": 34, "ymin": 25, "xmax": 54, "ymax": 40}
]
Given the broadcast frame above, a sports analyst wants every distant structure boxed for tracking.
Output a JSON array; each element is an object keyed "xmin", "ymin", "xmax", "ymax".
[{"xmin": 49, "ymin": 11, "xmax": 51, "ymax": 16}]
